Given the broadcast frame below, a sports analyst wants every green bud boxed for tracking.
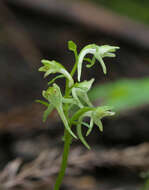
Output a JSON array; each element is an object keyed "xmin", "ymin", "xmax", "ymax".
[{"xmin": 68, "ymin": 40, "xmax": 77, "ymax": 52}]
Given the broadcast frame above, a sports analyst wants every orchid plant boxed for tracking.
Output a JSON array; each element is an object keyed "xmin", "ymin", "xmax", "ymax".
[{"xmin": 37, "ymin": 41, "xmax": 119, "ymax": 190}]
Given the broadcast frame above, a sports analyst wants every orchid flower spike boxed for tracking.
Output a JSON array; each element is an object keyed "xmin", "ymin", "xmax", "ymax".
[
  {"xmin": 39, "ymin": 59, "xmax": 74, "ymax": 87},
  {"xmin": 77, "ymin": 44, "xmax": 119, "ymax": 81}
]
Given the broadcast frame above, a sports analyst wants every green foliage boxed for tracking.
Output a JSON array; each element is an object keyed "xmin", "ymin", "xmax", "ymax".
[
  {"xmin": 89, "ymin": 78, "xmax": 149, "ymax": 113},
  {"xmin": 93, "ymin": 0, "xmax": 149, "ymax": 24},
  {"xmin": 141, "ymin": 171, "xmax": 149, "ymax": 190},
  {"xmin": 37, "ymin": 41, "xmax": 119, "ymax": 190}
]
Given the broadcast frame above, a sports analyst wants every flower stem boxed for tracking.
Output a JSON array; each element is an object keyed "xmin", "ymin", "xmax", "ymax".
[
  {"xmin": 54, "ymin": 54, "xmax": 78, "ymax": 190},
  {"xmin": 53, "ymin": 129, "xmax": 72, "ymax": 190}
]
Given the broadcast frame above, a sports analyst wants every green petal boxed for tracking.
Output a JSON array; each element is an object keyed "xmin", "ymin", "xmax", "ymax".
[
  {"xmin": 95, "ymin": 53, "xmax": 107, "ymax": 74},
  {"xmin": 77, "ymin": 44, "xmax": 96, "ymax": 81},
  {"xmin": 74, "ymin": 78, "xmax": 94, "ymax": 91},
  {"xmin": 86, "ymin": 118, "xmax": 94, "ymax": 136},
  {"xmin": 57, "ymin": 106, "xmax": 77, "ymax": 139},
  {"xmin": 94, "ymin": 119, "xmax": 103, "ymax": 132},
  {"xmin": 72, "ymin": 79, "xmax": 94, "ymax": 108},
  {"xmin": 72, "ymin": 88, "xmax": 84, "ymax": 108},
  {"xmin": 43, "ymin": 104, "xmax": 54, "ymax": 122}
]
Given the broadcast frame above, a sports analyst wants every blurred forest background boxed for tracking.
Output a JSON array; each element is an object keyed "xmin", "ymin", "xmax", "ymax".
[{"xmin": 0, "ymin": 0, "xmax": 149, "ymax": 190}]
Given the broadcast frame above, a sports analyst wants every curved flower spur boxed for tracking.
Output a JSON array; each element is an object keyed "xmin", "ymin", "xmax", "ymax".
[{"xmin": 37, "ymin": 41, "xmax": 119, "ymax": 190}]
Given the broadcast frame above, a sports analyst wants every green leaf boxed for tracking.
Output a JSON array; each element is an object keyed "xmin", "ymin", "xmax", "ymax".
[{"xmin": 89, "ymin": 78, "xmax": 149, "ymax": 113}]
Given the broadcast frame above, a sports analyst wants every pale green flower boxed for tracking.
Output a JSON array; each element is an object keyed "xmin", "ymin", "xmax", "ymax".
[
  {"xmin": 77, "ymin": 44, "xmax": 119, "ymax": 81},
  {"xmin": 39, "ymin": 60, "xmax": 74, "ymax": 87},
  {"xmin": 76, "ymin": 106, "xmax": 115, "ymax": 149},
  {"xmin": 71, "ymin": 78, "xmax": 94, "ymax": 108},
  {"xmin": 42, "ymin": 83, "xmax": 77, "ymax": 139}
]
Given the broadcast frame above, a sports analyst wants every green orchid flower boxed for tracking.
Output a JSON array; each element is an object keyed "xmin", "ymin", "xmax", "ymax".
[
  {"xmin": 39, "ymin": 59, "xmax": 74, "ymax": 87},
  {"xmin": 72, "ymin": 78, "xmax": 94, "ymax": 108},
  {"xmin": 77, "ymin": 44, "xmax": 119, "ymax": 81},
  {"xmin": 76, "ymin": 106, "xmax": 115, "ymax": 149},
  {"xmin": 42, "ymin": 83, "xmax": 77, "ymax": 139}
]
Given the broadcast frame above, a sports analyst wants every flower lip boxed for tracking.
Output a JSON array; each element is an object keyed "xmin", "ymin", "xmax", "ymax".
[{"xmin": 97, "ymin": 45, "xmax": 119, "ymax": 58}]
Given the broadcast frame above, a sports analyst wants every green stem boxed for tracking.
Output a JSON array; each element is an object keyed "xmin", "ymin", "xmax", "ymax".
[
  {"xmin": 54, "ymin": 50, "xmax": 78, "ymax": 190},
  {"xmin": 53, "ymin": 129, "xmax": 72, "ymax": 190},
  {"xmin": 54, "ymin": 70, "xmax": 72, "ymax": 190}
]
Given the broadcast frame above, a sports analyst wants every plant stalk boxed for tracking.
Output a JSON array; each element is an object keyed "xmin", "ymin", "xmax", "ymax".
[
  {"xmin": 53, "ymin": 129, "xmax": 72, "ymax": 190},
  {"xmin": 54, "ymin": 50, "xmax": 78, "ymax": 190}
]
